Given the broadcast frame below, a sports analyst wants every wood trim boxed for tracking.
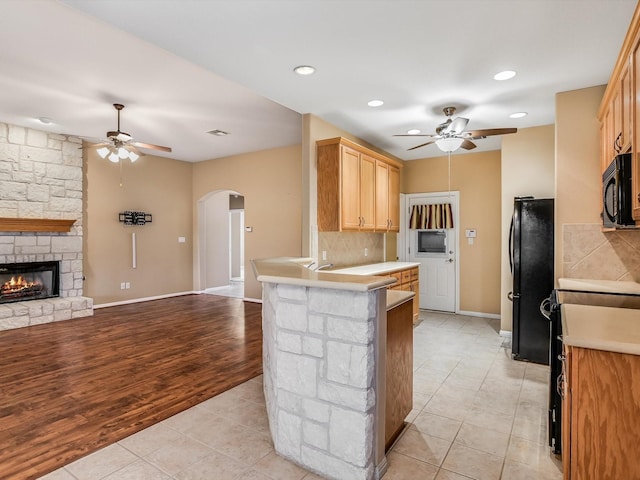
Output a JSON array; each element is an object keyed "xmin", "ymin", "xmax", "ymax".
[
  {"xmin": 0, "ymin": 218, "xmax": 76, "ymax": 233},
  {"xmin": 316, "ymin": 137, "xmax": 404, "ymax": 169}
]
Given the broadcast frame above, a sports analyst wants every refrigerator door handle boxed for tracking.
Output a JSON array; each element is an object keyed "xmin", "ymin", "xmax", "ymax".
[
  {"xmin": 508, "ymin": 215, "xmax": 515, "ymax": 273},
  {"xmin": 540, "ymin": 296, "xmax": 551, "ymax": 320}
]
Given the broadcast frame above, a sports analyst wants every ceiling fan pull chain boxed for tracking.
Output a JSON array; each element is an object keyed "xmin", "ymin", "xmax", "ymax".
[{"xmin": 448, "ymin": 150, "xmax": 452, "ymax": 196}]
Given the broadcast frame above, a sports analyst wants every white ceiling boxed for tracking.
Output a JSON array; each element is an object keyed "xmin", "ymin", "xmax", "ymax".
[{"xmin": 0, "ymin": 0, "xmax": 636, "ymax": 162}]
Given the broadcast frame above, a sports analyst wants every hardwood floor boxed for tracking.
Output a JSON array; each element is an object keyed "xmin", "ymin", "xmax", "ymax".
[{"xmin": 0, "ymin": 294, "xmax": 263, "ymax": 480}]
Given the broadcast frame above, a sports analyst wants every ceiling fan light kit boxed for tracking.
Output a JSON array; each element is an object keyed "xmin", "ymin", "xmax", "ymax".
[
  {"xmin": 436, "ymin": 137, "xmax": 464, "ymax": 152},
  {"xmin": 94, "ymin": 103, "xmax": 172, "ymax": 164}
]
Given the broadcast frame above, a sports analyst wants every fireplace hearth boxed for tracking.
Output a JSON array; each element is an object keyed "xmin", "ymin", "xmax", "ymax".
[{"xmin": 0, "ymin": 261, "xmax": 60, "ymax": 304}]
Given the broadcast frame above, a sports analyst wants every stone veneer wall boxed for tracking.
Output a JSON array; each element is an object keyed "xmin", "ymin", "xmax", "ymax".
[
  {"xmin": 563, "ymin": 223, "xmax": 640, "ymax": 281},
  {"xmin": 262, "ymin": 282, "xmax": 383, "ymax": 480},
  {"xmin": 0, "ymin": 122, "xmax": 93, "ymax": 330}
]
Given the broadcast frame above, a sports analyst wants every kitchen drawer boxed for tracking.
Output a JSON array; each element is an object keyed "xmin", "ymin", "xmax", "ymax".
[
  {"xmin": 390, "ymin": 272, "xmax": 402, "ymax": 285},
  {"xmin": 410, "ymin": 267, "xmax": 419, "ymax": 281},
  {"xmin": 401, "ymin": 270, "xmax": 411, "ymax": 284}
]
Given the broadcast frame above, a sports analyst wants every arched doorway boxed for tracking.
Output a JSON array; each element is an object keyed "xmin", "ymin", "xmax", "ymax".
[{"xmin": 197, "ymin": 190, "xmax": 244, "ymax": 298}]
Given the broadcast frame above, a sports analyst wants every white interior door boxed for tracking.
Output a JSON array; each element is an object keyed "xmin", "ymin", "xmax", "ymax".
[{"xmin": 405, "ymin": 192, "xmax": 459, "ymax": 313}]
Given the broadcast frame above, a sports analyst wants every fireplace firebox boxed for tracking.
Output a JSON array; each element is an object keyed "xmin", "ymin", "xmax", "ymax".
[{"xmin": 0, "ymin": 261, "xmax": 60, "ymax": 304}]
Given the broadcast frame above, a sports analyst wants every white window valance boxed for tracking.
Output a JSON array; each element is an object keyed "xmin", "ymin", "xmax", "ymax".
[{"xmin": 409, "ymin": 203, "xmax": 454, "ymax": 229}]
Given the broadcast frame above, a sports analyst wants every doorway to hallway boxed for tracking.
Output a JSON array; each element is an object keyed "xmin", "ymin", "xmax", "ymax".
[{"xmin": 198, "ymin": 191, "xmax": 245, "ymax": 299}]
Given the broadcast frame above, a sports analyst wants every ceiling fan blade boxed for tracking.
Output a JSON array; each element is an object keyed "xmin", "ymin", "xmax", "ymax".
[
  {"xmin": 446, "ymin": 117, "xmax": 469, "ymax": 134},
  {"xmin": 393, "ymin": 134, "xmax": 436, "ymax": 137},
  {"xmin": 460, "ymin": 139, "xmax": 477, "ymax": 150},
  {"xmin": 407, "ymin": 140, "xmax": 436, "ymax": 151},
  {"xmin": 132, "ymin": 141, "xmax": 172, "ymax": 153},
  {"xmin": 467, "ymin": 128, "xmax": 517, "ymax": 139}
]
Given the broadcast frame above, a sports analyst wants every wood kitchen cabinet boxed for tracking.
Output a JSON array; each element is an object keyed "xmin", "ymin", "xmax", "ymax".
[
  {"xmin": 599, "ymin": 5, "xmax": 640, "ymax": 223},
  {"xmin": 317, "ymin": 137, "xmax": 402, "ymax": 232},
  {"xmin": 385, "ymin": 294, "xmax": 413, "ymax": 450},
  {"xmin": 561, "ymin": 345, "xmax": 640, "ymax": 480},
  {"xmin": 337, "ymin": 145, "xmax": 375, "ymax": 231},
  {"xmin": 375, "ymin": 160, "xmax": 400, "ymax": 232},
  {"xmin": 389, "ymin": 266, "xmax": 419, "ymax": 322}
]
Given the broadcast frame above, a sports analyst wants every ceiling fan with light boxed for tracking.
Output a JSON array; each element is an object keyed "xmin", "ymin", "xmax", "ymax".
[
  {"xmin": 394, "ymin": 106, "xmax": 518, "ymax": 153},
  {"xmin": 93, "ymin": 103, "xmax": 172, "ymax": 163}
]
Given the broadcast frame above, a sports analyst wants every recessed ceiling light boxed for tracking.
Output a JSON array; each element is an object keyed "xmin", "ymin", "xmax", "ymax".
[
  {"xmin": 494, "ymin": 70, "xmax": 516, "ymax": 81},
  {"xmin": 367, "ymin": 100, "xmax": 384, "ymax": 107},
  {"xmin": 509, "ymin": 112, "xmax": 528, "ymax": 119},
  {"xmin": 208, "ymin": 129, "xmax": 229, "ymax": 136},
  {"xmin": 37, "ymin": 117, "xmax": 52, "ymax": 125},
  {"xmin": 407, "ymin": 129, "xmax": 421, "ymax": 135},
  {"xmin": 293, "ymin": 65, "xmax": 316, "ymax": 75}
]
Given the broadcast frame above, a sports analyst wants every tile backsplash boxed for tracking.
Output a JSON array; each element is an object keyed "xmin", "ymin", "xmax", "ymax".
[
  {"xmin": 318, "ymin": 232, "xmax": 385, "ymax": 268},
  {"xmin": 563, "ymin": 223, "xmax": 640, "ymax": 281}
]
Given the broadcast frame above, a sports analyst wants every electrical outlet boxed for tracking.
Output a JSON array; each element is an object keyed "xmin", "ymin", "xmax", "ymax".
[
  {"xmin": 364, "ymin": 247, "xmax": 368, "ymax": 257},
  {"xmin": 120, "ymin": 282, "xmax": 126, "ymax": 290},
  {"xmin": 322, "ymin": 251, "xmax": 327, "ymax": 261},
  {"xmin": 125, "ymin": 282, "xmax": 130, "ymax": 289}
]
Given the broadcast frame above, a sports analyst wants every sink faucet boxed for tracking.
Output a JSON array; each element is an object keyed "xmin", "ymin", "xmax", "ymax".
[{"xmin": 314, "ymin": 263, "xmax": 334, "ymax": 271}]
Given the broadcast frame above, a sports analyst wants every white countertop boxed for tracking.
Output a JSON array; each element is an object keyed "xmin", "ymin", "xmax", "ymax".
[
  {"xmin": 558, "ymin": 278, "xmax": 640, "ymax": 295},
  {"xmin": 251, "ymin": 257, "xmax": 395, "ymax": 292},
  {"xmin": 561, "ymin": 303, "xmax": 640, "ymax": 355},
  {"xmin": 331, "ymin": 261, "xmax": 420, "ymax": 276}
]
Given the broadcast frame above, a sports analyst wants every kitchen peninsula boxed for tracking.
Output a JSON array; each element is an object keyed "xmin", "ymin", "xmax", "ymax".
[{"xmin": 251, "ymin": 257, "xmax": 414, "ymax": 480}]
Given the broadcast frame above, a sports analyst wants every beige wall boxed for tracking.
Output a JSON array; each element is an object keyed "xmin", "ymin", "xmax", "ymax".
[
  {"xmin": 84, "ymin": 151, "xmax": 193, "ymax": 305},
  {"xmin": 499, "ymin": 125, "xmax": 555, "ymax": 331},
  {"xmin": 556, "ymin": 85, "xmax": 640, "ymax": 282},
  {"xmin": 403, "ymin": 150, "xmax": 502, "ymax": 315},
  {"xmin": 192, "ymin": 145, "xmax": 302, "ymax": 300}
]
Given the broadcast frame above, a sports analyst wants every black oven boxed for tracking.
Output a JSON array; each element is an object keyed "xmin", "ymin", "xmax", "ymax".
[
  {"xmin": 544, "ymin": 289, "xmax": 640, "ymax": 455},
  {"xmin": 602, "ymin": 153, "xmax": 634, "ymax": 228}
]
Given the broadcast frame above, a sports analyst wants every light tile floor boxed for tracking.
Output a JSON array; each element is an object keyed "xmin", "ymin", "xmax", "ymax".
[
  {"xmin": 203, "ymin": 279, "xmax": 244, "ymax": 299},
  {"xmin": 38, "ymin": 310, "xmax": 562, "ymax": 480}
]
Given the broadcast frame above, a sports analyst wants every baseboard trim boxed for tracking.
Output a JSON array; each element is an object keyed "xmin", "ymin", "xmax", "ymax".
[
  {"xmin": 375, "ymin": 456, "xmax": 389, "ymax": 480},
  {"xmin": 95, "ymin": 291, "xmax": 264, "ymax": 309},
  {"xmin": 94, "ymin": 291, "xmax": 198, "ymax": 309},
  {"xmin": 499, "ymin": 330, "xmax": 513, "ymax": 337},
  {"xmin": 243, "ymin": 297, "xmax": 262, "ymax": 304},
  {"xmin": 458, "ymin": 310, "xmax": 500, "ymax": 320}
]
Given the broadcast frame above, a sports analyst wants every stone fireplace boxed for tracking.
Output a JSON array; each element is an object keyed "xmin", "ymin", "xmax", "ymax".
[{"xmin": 0, "ymin": 122, "xmax": 93, "ymax": 330}]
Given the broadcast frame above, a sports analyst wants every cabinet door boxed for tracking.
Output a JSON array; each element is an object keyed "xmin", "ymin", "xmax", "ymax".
[
  {"xmin": 620, "ymin": 62, "xmax": 632, "ymax": 152},
  {"xmin": 410, "ymin": 280, "xmax": 419, "ymax": 321},
  {"xmin": 633, "ymin": 38, "xmax": 640, "ymax": 219},
  {"xmin": 388, "ymin": 166, "xmax": 400, "ymax": 232},
  {"xmin": 359, "ymin": 154, "xmax": 376, "ymax": 231},
  {"xmin": 603, "ymin": 105, "xmax": 615, "ymax": 172},
  {"xmin": 562, "ymin": 346, "xmax": 572, "ymax": 480},
  {"xmin": 375, "ymin": 160, "xmax": 390, "ymax": 231},
  {"xmin": 340, "ymin": 145, "xmax": 361, "ymax": 230}
]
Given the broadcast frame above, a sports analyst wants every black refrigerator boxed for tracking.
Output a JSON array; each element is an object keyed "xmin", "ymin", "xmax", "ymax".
[{"xmin": 509, "ymin": 197, "xmax": 554, "ymax": 365}]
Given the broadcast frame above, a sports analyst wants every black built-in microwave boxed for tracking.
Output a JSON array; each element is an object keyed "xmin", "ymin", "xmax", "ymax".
[{"xmin": 602, "ymin": 153, "xmax": 634, "ymax": 228}]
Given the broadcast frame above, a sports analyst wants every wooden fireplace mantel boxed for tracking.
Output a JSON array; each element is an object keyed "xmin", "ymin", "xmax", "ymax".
[{"xmin": 0, "ymin": 218, "xmax": 76, "ymax": 233}]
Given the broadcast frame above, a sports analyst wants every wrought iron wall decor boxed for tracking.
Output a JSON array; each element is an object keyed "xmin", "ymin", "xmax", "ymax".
[{"xmin": 118, "ymin": 211, "xmax": 152, "ymax": 226}]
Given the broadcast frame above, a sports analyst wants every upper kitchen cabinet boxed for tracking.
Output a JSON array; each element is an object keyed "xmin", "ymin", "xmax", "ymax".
[
  {"xmin": 601, "ymin": 61, "xmax": 631, "ymax": 172},
  {"xmin": 600, "ymin": 3, "xmax": 640, "ymax": 221},
  {"xmin": 375, "ymin": 160, "xmax": 400, "ymax": 232},
  {"xmin": 317, "ymin": 137, "xmax": 402, "ymax": 232}
]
